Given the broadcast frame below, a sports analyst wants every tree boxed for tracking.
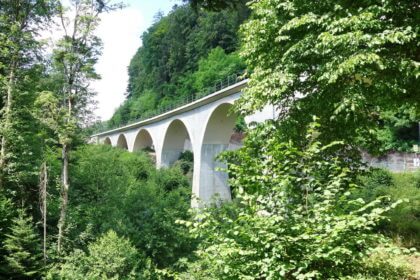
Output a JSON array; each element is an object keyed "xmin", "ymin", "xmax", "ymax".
[
  {"xmin": 184, "ymin": 0, "xmax": 245, "ymax": 11},
  {"xmin": 238, "ymin": 0, "xmax": 419, "ymax": 153},
  {"xmin": 0, "ymin": 192, "xmax": 15, "ymax": 275},
  {"xmin": 179, "ymin": 123, "xmax": 413, "ymax": 279},
  {"xmin": 39, "ymin": 161, "xmax": 48, "ymax": 262},
  {"xmin": 49, "ymin": 0, "xmax": 123, "ymax": 253},
  {"xmin": 4, "ymin": 209, "xmax": 43, "ymax": 279},
  {"xmin": 191, "ymin": 47, "xmax": 245, "ymax": 92},
  {"xmin": 0, "ymin": 0, "xmax": 56, "ymax": 190},
  {"xmin": 176, "ymin": 1, "xmax": 417, "ymax": 278}
]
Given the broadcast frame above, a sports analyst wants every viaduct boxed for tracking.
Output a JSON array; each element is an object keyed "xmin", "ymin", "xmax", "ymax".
[{"xmin": 90, "ymin": 79, "xmax": 276, "ymax": 205}]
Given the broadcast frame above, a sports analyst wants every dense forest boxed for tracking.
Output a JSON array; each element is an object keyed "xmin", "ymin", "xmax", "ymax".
[
  {"xmin": 107, "ymin": 2, "xmax": 248, "ymax": 128},
  {"xmin": 0, "ymin": 0, "xmax": 418, "ymax": 279}
]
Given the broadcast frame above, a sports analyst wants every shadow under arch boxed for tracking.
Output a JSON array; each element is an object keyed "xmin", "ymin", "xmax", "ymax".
[
  {"xmin": 116, "ymin": 134, "xmax": 128, "ymax": 150},
  {"xmin": 133, "ymin": 129, "xmax": 154, "ymax": 152},
  {"xmin": 198, "ymin": 102, "xmax": 241, "ymax": 203},
  {"xmin": 103, "ymin": 137, "xmax": 112, "ymax": 146},
  {"xmin": 161, "ymin": 119, "xmax": 193, "ymax": 168}
]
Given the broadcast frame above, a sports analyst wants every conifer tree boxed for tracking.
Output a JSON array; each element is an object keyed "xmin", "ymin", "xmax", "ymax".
[
  {"xmin": 0, "ymin": 192, "xmax": 15, "ymax": 276},
  {"xmin": 4, "ymin": 209, "xmax": 43, "ymax": 279}
]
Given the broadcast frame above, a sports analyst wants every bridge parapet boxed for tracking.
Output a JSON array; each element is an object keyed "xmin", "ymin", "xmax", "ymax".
[{"xmin": 93, "ymin": 71, "xmax": 247, "ymax": 135}]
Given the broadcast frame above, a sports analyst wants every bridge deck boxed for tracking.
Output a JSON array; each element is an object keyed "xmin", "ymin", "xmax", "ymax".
[{"xmin": 93, "ymin": 77, "xmax": 248, "ymax": 137}]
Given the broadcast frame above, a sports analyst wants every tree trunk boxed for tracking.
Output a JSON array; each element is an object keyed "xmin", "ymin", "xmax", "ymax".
[
  {"xmin": 57, "ymin": 88, "xmax": 73, "ymax": 253},
  {"xmin": 0, "ymin": 61, "xmax": 16, "ymax": 189},
  {"xmin": 57, "ymin": 143, "xmax": 69, "ymax": 253},
  {"xmin": 39, "ymin": 162, "xmax": 48, "ymax": 262}
]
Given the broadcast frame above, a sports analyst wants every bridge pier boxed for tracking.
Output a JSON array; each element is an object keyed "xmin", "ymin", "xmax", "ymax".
[
  {"xmin": 198, "ymin": 144, "xmax": 231, "ymax": 203},
  {"xmin": 161, "ymin": 149, "xmax": 185, "ymax": 167},
  {"xmin": 190, "ymin": 103, "xmax": 238, "ymax": 206}
]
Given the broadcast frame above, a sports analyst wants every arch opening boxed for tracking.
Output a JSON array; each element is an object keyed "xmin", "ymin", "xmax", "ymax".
[
  {"xmin": 161, "ymin": 120, "xmax": 193, "ymax": 171},
  {"xmin": 103, "ymin": 137, "xmax": 112, "ymax": 146},
  {"xmin": 116, "ymin": 134, "xmax": 128, "ymax": 150},
  {"xmin": 133, "ymin": 129, "xmax": 156, "ymax": 162},
  {"xmin": 133, "ymin": 129, "xmax": 154, "ymax": 152},
  {"xmin": 199, "ymin": 103, "xmax": 244, "ymax": 203}
]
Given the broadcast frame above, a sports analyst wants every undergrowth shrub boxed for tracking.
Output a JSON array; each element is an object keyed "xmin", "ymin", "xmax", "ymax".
[{"xmin": 46, "ymin": 230, "xmax": 157, "ymax": 279}]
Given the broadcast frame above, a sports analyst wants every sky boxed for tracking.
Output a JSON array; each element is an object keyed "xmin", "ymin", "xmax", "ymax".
[{"xmin": 92, "ymin": 0, "xmax": 181, "ymax": 120}]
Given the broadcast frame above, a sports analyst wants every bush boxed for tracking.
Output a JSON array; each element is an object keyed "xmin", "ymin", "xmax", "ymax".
[
  {"xmin": 47, "ymin": 230, "xmax": 156, "ymax": 279},
  {"xmin": 356, "ymin": 169, "xmax": 394, "ymax": 203},
  {"xmin": 342, "ymin": 249, "xmax": 413, "ymax": 280},
  {"xmin": 174, "ymin": 150, "xmax": 194, "ymax": 175},
  {"xmin": 178, "ymin": 150, "xmax": 193, "ymax": 163},
  {"xmin": 385, "ymin": 172, "xmax": 420, "ymax": 248}
]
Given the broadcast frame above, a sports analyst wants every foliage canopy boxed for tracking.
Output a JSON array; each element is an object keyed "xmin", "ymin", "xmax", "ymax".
[
  {"xmin": 239, "ymin": 0, "xmax": 419, "ymax": 153},
  {"xmin": 179, "ymin": 124, "xmax": 413, "ymax": 279}
]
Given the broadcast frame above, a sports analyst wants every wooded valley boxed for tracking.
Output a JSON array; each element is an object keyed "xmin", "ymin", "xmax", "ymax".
[{"xmin": 0, "ymin": 0, "xmax": 418, "ymax": 279}]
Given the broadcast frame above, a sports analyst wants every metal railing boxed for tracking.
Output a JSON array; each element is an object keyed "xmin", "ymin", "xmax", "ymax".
[{"xmin": 93, "ymin": 71, "xmax": 247, "ymax": 134}]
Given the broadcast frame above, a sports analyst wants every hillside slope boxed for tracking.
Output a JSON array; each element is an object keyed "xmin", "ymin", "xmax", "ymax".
[{"xmin": 108, "ymin": 3, "xmax": 249, "ymax": 128}]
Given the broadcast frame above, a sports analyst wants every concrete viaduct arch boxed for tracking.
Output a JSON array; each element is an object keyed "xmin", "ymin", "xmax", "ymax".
[
  {"xmin": 91, "ymin": 80, "xmax": 276, "ymax": 205},
  {"xmin": 197, "ymin": 102, "xmax": 237, "ymax": 202},
  {"xmin": 161, "ymin": 119, "xmax": 192, "ymax": 167},
  {"xmin": 103, "ymin": 137, "xmax": 112, "ymax": 146},
  {"xmin": 116, "ymin": 134, "xmax": 128, "ymax": 150},
  {"xmin": 133, "ymin": 129, "xmax": 154, "ymax": 152}
]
